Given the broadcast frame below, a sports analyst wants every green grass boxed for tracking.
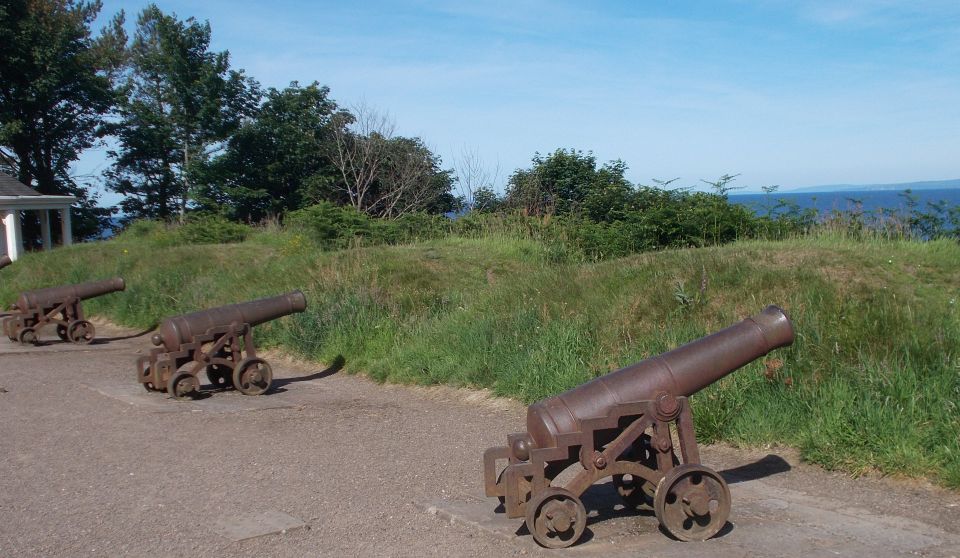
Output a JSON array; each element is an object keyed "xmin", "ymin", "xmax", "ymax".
[{"xmin": 2, "ymin": 230, "xmax": 958, "ymax": 487}]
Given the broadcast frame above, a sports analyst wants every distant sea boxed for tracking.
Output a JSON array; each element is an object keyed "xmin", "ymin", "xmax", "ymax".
[{"xmin": 729, "ymin": 188, "xmax": 960, "ymax": 216}]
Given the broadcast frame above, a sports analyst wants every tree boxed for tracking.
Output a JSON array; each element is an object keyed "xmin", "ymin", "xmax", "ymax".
[
  {"xmin": 0, "ymin": 0, "xmax": 126, "ymax": 240},
  {"xmin": 453, "ymin": 146, "xmax": 499, "ymax": 213},
  {"xmin": 329, "ymin": 103, "xmax": 453, "ymax": 218},
  {"xmin": 105, "ymin": 4, "xmax": 259, "ymax": 221},
  {"xmin": 377, "ymin": 136, "xmax": 454, "ymax": 217},
  {"xmin": 329, "ymin": 102, "xmax": 393, "ymax": 214},
  {"xmin": 505, "ymin": 148, "xmax": 632, "ymax": 219},
  {"xmin": 199, "ymin": 81, "xmax": 341, "ymax": 221}
]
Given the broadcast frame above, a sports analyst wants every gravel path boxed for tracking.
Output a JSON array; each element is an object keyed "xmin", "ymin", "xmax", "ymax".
[{"xmin": 1, "ymin": 321, "xmax": 958, "ymax": 557}]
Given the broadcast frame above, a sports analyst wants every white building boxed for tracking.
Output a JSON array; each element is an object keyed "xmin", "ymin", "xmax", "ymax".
[{"xmin": 0, "ymin": 172, "xmax": 76, "ymax": 261}]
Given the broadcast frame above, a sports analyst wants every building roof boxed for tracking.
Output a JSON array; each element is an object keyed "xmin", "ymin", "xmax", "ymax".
[{"xmin": 0, "ymin": 172, "xmax": 41, "ymax": 196}]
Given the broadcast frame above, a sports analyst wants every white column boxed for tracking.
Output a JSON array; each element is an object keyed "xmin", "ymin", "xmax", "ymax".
[
  {"xmin": 3, "ymin": 209, "xmax": 23, "ymax": 261},
  {"xmin": 60, "ymin": 207, "xmax": 73, "ymax": 246},
  {"xmin": 39, "ymin": 209, "xmax": 52, "ymax": 250}
]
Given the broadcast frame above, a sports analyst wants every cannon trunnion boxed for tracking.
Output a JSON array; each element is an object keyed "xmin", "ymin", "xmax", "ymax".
[
  {"xmin": 483, "ymin": 306, "xmax": 795, "ymax": 548},
  {"xmin": 2, "ymin": 277, "xmax": 125, "ymax": 345},
  {"xmin": 137, "ymin": 291, "xmax": 307, "ymax": 399}
]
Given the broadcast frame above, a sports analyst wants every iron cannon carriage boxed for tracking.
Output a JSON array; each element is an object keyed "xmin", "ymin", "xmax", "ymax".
[
  {"xmin": 2, "ymin": 277, "xmax": 125, "ymax": 345},
  {"xmin": 137, "ymin": 291, "xmax": 307, "ymax": 399},
  {"xmin": 483, "ymin": 305, "xmax": 794, "ymax": 548}
]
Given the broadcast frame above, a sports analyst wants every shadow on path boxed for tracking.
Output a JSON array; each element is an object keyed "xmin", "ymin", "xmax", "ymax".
[
  {"xmin": 720, "ymin": 454, "xmax": 792, "ymax": 484},
  {"xmin": 272, "ymin": 355, "xmax": 345, "ymax": 389}
]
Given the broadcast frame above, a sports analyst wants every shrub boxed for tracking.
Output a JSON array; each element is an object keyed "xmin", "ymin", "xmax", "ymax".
[
  {"xmin": 176, "ymin": 215, "xmax": 251, "ymax": 244},
  {"xmin": 286, "ymin": 202, "xmax": 375, "ymax": 248}
]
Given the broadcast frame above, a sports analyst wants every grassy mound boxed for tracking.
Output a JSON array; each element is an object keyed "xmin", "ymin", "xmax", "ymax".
[{"xmin": 2, "ymin": 230, "xmax": 958, "ymax": 487}]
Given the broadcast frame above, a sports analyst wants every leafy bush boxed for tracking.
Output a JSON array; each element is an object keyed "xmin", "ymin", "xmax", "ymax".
[
  {"xmin": 117, "ymin": 216, "xmax": 250, "ymax": 246},
  {"xmin": 286, "ymin": 202, "xmax": 376, "ymax": 247},
  {"xmin": 176, "ymin": 214, "xmax": 251, "ymax": 244}
]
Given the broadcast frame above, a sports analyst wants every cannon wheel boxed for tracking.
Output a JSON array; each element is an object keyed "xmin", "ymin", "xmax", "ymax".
[
  {"xmin": 495, "ymin": 468, "xmax": 532, "ymax": 506},
  {"xmin": 56, "ymin": 324, "xmax": 69, "ymax": 341},
  {"xmin": 167, "ymin": 371, "xmax": 199, "ymax": 400},
  {"xmin": 17, "ymin": 326, "xmax": 38, "ymax": 345},
  {"xmin": 654, "ymin": 463, "xmax": 730, "ymax": 542},
  {"xmin": 206, "ymin": 364, "xmax": 233, "ymax": 389},
  {"xmin": 3, "ymin": 317, "xmax": 17, "ymax": 340},
  {"xmin": 67, "ymin": 320, "xmax": 95, "ymax": 345},
  {"xmin": 613, "ymin": 435, "xmax": 680, "ymax": 509},
  {"xmin": 525, "ymin": 487, "xmax": 587, "ymax": 549},
  {"xmin": 233, "ymin": 358, "xmax": 272, "ymax": 396}
]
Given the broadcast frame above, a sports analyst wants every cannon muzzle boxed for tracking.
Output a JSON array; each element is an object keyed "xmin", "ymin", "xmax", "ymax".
[
  {"xmin": 152, "ymin": 290, "xmax": 307, "ymax": 351},
  {"xmin": 0, "ymin": 255, "xmax": 11, "ymax": 270},
  {"xmin": 16, "ymin": 277, "xmax": 125, "ymax": 310},
  {"xmin": 526, "ymin": 305, "xmax": 794, "ymax": 449}
]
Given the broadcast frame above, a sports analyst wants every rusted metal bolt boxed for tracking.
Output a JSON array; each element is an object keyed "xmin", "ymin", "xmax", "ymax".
[
  {"xmin": 656, "ymin": 392, "xmax": 680, "ymax": 417},
  {"xmin": 593, "ymin": 452, "xmax": 607, "ymax": 469},
  {"xmin": 657, "ymin": 436, "xmax": 672, "ymax": 452}
]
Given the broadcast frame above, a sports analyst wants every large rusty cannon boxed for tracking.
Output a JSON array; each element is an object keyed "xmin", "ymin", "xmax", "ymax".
[
  {"xmin": 137, "ymin": 291, "xmax": 307, "ymax": 399},
  {"xmin": 2, "ymin": 277, "xmax": 125, "ymax": 345},
  {"xmin": 0, "ymin": 255, "xmax": 11, "ymax": 270},
  {"xmin": 483, "ymin": 305, "xmax": 794, "ymax": 548}
]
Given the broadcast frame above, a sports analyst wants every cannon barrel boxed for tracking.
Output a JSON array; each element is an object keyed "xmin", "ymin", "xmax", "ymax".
[
  {"xmin": 526, "ymin": 305, "xmax": 794, "ymax": 449},
  {"xmin": 16, "ymin": 277, "xmax": 125, "ymax": 310},
  {"xmin": 0, "ymin": 255, "xmax": 11, "ymax": 270},
  {"xmin": 151, "ymin": 290, "xmax": 307, "ymax": 351}
]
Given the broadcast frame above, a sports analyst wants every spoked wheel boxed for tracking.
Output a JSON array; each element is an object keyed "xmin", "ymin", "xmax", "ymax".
[
  {"xmin": 167, "ymin": 372, "xmax": 199, "ymax": 400},
  {"xmin": 17, "ymin": 326, "xmax": 38, "ymax": 345},
  {"xmin": 67, "ymin": 320, "xmax": 95, "ymax": 344},
  {"xmin": 56, "ymin": 324, "xmax": 69, "ymax": 341},
  {"xmin": 654, "ymin": 463, "xmax": 731, "ymax": 541},
  {"xmin": 232, "ymin": 358, "xmax": 272, "ymax": 396},
  {"xmin": 613, "ymin": 435, "xmax": 679, "ymax": 508},
  {"xmin": 525, "ymin": 487, "xmax": 587, "ymax": 549},
  {"xmin": 206, "ymin": 364, "xmax": 233, "ymax": 389},
  {"xmin": 495, "ymin": 468, "xmax": 532, "ymax": 506}
]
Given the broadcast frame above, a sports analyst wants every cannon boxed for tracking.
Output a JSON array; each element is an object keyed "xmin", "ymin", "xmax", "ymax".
[
  {"xmin": 0, "ymin": 255, "xmax": 10, "ymax": 270},
  {"xmin": 483, "ymin": 306, "xmax": 794, "ymax": 548},
  {"xmin": 137, "ymin": 291, "xmax": 307, "ymax": 399},
  {"xmin": 2, "ymin": 277, "xmax": 125, "ymax": 345}
]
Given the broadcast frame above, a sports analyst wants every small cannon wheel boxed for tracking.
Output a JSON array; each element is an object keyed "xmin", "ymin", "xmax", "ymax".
[
  {"xmin": 3, "ymin": 317, "xmax": 17, "ymax": 340},
  {"xmin": 495, "ymin": 468, "xmax": 532, "ymax": 506},
  {"xmin": 17, "ymin": 326, "xmax": 38, "ymax": 345},
  {"xmin": 233, "ymin": 358, "xmax": 272, "ymax": 396},
  {"xmin": 206, "ymin": 364, "xmax": 233, "ymax": 389},
  {"xmin": 67, "ymin": 320, "xmax": 95, "ymax": 344},
  {"xmin": 56, "ymin": 324, "xmax": 69, "ymax": 341},
  {"xmin": 614, "ymin": 435, "xmax": 679, "ymax": 508},
  {"xmin": 654, "ymin": 463, "xmax": 730, "ymax": 542},
  {"xmin": 525, "ymin": 487, "xmax": 587, "ymax": 549},
  {"xmin": 167, "ymin": 372, "xmax": 199, "ymax": 400}
]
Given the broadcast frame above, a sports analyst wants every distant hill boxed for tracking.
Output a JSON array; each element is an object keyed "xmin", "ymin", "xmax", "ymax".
[{"xmin": 786, "ymin": 178, "xmax": 960, "ymax": 193}]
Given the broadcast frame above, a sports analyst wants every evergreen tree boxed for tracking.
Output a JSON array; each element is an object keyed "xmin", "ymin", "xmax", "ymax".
[
  {"xmin": 0, "ymin": 0, "xmax": 126, "ymax": 240},
  {"xmin": 105, "ymin": 4, "xmax": 259, "ymax": 221}
]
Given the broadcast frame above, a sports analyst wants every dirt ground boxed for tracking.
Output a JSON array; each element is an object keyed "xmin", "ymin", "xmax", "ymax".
[{"xmin": 1, "ymin": 320, "xmax": 958, "ymax": 557}]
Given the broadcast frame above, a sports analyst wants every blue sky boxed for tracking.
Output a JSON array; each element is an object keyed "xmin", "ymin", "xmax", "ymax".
[{"xmin": 83, "ymin": 0, "xmax": 960, "ymax": 195}]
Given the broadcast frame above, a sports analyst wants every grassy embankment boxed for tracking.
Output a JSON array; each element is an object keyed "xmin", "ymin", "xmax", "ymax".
[{"xmin": 2, "ymin": 229, "xmax": 958, "ymax": 487}]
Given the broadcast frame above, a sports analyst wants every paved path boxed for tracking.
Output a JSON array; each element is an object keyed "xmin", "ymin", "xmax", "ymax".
[{"xmin": 1, "ymin": 321, "xmax": 958, "ymax": 557}]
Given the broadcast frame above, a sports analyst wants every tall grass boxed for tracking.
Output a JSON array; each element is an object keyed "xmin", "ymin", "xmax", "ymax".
[{"xmin": 1, "ymin": 229, "xmax": 958, "ymax": 487}]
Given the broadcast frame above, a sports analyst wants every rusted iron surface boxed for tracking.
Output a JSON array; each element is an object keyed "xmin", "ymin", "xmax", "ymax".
[
  {"xmin": 0, "ymin": 255, "xmax": 11, "ymax": 270},
  {"xmin": 483, "ymin": 305, "xmax": 795, "ymax": 548},
  {"xmin": 137, "ymin": 291, "xmax": 306, "ymax": 400},
  {"xmin": 2, "ymin": 277, "xmax": 125, "ymax": 345}
]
